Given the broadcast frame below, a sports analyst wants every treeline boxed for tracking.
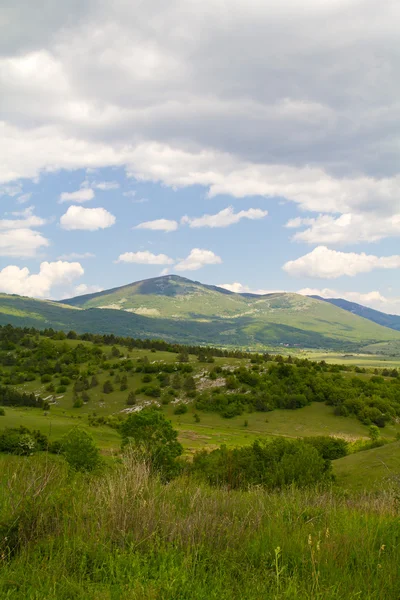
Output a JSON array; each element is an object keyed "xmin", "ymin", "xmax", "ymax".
[
  {"xmin": 0, "ymin": 385, "xmax": 44, "ymax": 408},
  {"xmin": 196, "ymin": 362, "xmax": 400, "ymax": 427}
]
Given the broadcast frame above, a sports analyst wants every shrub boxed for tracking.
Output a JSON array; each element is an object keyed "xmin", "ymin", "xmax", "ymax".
[
  {"xmin": 103, "ymin": 380, "xmax": 114, "ymax": 394},
  {"xmin": 41, "ymin": 374, "xmax": 52, "ymax": 383},
  {"xmin": 174, "ymin": 403, "xmax": 188, "ymax": 415},
  {"xmin": 303, "ymin": 436, "xmax": 348, "ymax": 460},
  {"xmin": 61, "ymin": 428, "xmax": 101, "ymax": 472},
  {"xmin": 120, "ymin": 409, "xmax": 183, "ymax": 480},
  {"xmin": 59, "ymin": 377, "xmax": 70, "ymax": 386},
  {"xmin": 191, "ymin": 438, "xmax": 330, "ymax": 490},
  {"xmin": 0, "ymin": 407, "xmax": 5, "ymax": 416},
  {"xmin": 56, "ymin": 385, "xmax": 67, "ymax": 394}
]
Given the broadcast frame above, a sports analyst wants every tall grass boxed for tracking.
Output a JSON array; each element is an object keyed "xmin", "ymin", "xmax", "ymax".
[{"xmin": 1, "ymin": 453, "xmax": 399, "ymax": 599}]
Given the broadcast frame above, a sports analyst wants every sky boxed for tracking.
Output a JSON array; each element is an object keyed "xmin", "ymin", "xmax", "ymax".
[{"xmin": 1, "ymin": 0, "xmax": 400, "ymax": 313}]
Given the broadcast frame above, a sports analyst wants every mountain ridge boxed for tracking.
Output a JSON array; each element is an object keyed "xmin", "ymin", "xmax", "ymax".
[
  {"xmin": 311, "ymin": 296, "xmax": 400, "ymax": 332},
  {"xmin": 0, "ymin": 275, "xmax": 397, "ymax": 352}
]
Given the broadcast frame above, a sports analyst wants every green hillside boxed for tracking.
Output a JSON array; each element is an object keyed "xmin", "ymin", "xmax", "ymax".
[
  {"xmin": 0, "ymin": 275, "xmax": 400, "ymax": 351},
  {"xmin": 334, "ymin": 441, "xmax": 400, "ymax": 491}
]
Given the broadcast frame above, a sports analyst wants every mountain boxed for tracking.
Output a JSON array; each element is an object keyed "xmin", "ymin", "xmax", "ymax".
[
  {"xmin": 311, "ymin": 296, "xmax": 400, "ymax": 332},
  {"xmin": 0, "ymin": 275, "xmax": 400, "ymax": 351}
]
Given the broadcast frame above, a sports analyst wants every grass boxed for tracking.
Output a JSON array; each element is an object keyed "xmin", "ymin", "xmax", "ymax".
[
  {"xmin": 334, "ymin": 441, "xmax": 400, "ymax": 491},
  {"xmin": 2, "ymin": 401, "xmax": 386, "ymax": 455},
  {"xmin": 1, "ymin": 453, "xmax": 400, "ymax": 599}
]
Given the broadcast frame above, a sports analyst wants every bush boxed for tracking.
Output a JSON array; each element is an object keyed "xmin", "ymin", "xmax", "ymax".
[
  {"xmin": 191, "ymin": 438, "xmax": 331, "ymax": 490},
  {"xmin": 41, "ymin": 374, "xmax": 52, "ymax": 383},
  {"xmin": 120, "ymin": 409, "xmax": 183, "ymax": 480},
  {"xmin": 303, "ymin": 436, "xmax": 348, "ymax": 460},
  {"xmin": 0, "ymin": 407, "xmax": 5, "ymax": 416},
  {"xmin": 174, "ymin": 403, "xmax": 188, "ymax": 415},
  {"xmin": 103, "ymin": 380, "xmax": 114, "ymax": 394},
  {"xmin": 61, "ymin": 428, "xmax": 101, "ymax": 472},
  {"xmin": 56, "ymin": 385, "xmax": 67, "ymax": 394},
  {"xmin": 59, "ymin": 377, "xmax": 70, "ymax": 386}
]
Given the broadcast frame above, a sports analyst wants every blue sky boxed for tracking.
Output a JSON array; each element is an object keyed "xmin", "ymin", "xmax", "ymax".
[{"xmin": 1, "ymin": 0, "xmax": 400, "ymax": 313}]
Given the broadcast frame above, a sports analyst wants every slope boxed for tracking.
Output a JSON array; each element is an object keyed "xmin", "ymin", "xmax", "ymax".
[
  {"xmin": 61, "ymin": 274, "xmax": 400, "ymax": 346},
  {"xmin": 334, "ymin": 442, "xmax": 400, "ymax": 491},
  {"xmin": 312, "ymin": 296, "xmax": 400, "ymax": 331},
  {"xmin": 1, "ymin": 274, "xmax": 400, "ymax": 350}
]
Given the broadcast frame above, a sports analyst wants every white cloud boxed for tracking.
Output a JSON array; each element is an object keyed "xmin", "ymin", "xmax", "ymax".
[
  {"xmin": 0, "ymin": 184, "xmax": 22, "ymax": 197},
  {"xmin": 60, "ymin": 205, "xmax": 116, "ymax": 230},
  {"xmin": 2, "ymin": 0, "xmax": 400, "ymax": 251},
  {"xmin": 117, "ymin": 251, "xmax": 174, "ymax": 265},
  {"xmin": 283, "ymin": 246, "xmax": 400, "ymax": 279},
  {"xmin": 123, "ymin": 191, "xmax": 136, "ymax": 197},
  {"xmin": 287, "ymin": 213, "xmax": 400, "ymax": 245},
  {"xmin": 59, "ymin": 188, "xmax": 95, "ymax": 203},
  {"xmin": 174, "ymin": 248, "xmax": 222, "ymax": 272},
  {"xmin": 16, "ymin": 192, "xmax": 32, "ymax": 204},
  {"xmin": 57, "ymin": 252, "xmax": 95, "ymax": 260},
  {"xmin": 0, "ymin": 229, "xmax": 49, "ymax": 257},
  {"xmin": 73, "ymin": 283, "xmax": 103, "ymax": 295},
  {"xmin": 181, "ymin": 206, "xmax": 268, "ymax": 228},
  {"xmin": 298, "ymin": 287, "xmax": 400, "ymax": 316},
  {"xmin": 219, "ymin": 282, "xmax": 282, "ymax": 295},
  {"xmin": 0, "ymin": 260, "xmax": 84, "ymax": 298},
  {"xmin": 94, "ymin": 181, "xmax": 119, "ymax": 190},
  {"xmin": 0, "ymin": 206, "xmax": 47, "ymax": 230},
  {"xmin": 135, "ymin": 218, "xmax": 178, "ymax": 232}
]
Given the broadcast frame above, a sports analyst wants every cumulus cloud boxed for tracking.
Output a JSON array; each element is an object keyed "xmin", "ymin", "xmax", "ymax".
[
  {"xmin": 287, "ymin": 213, "xmax": 400, "ymax": 245},
  {"xmin": 219, "ymin": 282, "xmax": 282, "ymax": 295},
  {"xmin": 117, "ymin": 251, "xmax": 174, "ymax": 265},
  {"xmin": 0, "ymin": 261, "xmax": 84, "ymax": 298},
  {"xmin": 298, "ymin": 287, "xmax": 400, "ymax": 316},
  {"xmin": 73, "ymin": 283, "xmax": 103, "ymax": 295},
  {"xmin": 181, "ymin": 206, "xmax": 268, "ymax": 228},
  {"xmin": 0, "ymin": 229, "xmax": 49, "ymax": 257},
  {"xmin": 135, "ymin": 219, "xmax": 178, "ymax": 232},
  {"xmin": 60, "ymin": 205, "xmax": 116, "ymax": 230},
  {"xmin": 0, "ymin": 207, "xmax": 49, "ymax": 257},
  {"xmin": 59, "ymin": 188, "xmax": 95, "ymax": 203},
  {"xmin": 0, "ymin": 206, "xmax": 47, "ymax": 230},
  {"xmin": 283, "ymin": 246, "xmax": 400, "ymax": 279},
  {"xmin": 1, "ymin": 0, "xmax": 400, "ymax": 245},
  {"xmin": 174, "ymin": 248, "xmax": 222, "ymax": 272}
]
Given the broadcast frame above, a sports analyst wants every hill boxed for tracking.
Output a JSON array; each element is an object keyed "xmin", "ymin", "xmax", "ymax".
[
  {"xmin": 0, "ymin": 275, "xmax": 400, "ymax": 351},
  {"xmin": 334, "ymin": 441, "xmax": 400, "ymax": 491},
  {"xmin": 312, "ymin": 295, "xmax": 400, "ymax": 331}
]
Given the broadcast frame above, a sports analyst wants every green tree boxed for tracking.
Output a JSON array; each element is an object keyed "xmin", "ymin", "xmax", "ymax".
[
  {"xmin": 61, "ymin": 428, "xmax": 101, "ymax": 472},
  {"xmin": 120, "ymin": 410, "xmax": 183, "ymax": 480},
  {"xmin": 127, "ymin": 391, "xmax": 136, "ymax": 405},
  {"xmin": 103, "ymin": 380, "xmax": 114, "ymax": 394}
]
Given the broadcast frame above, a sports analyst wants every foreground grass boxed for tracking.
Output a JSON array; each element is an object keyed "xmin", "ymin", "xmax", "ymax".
[{"xmin": 1, "ymin": 454, "xmax": 400, "ymax": 599}]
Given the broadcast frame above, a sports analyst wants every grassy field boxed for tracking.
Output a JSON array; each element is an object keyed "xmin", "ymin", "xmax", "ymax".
[
  {"xmin": 1, "ymin": 453, "xmax": 400, "ymax": 599},
  {"xmin": 334, "ymin": 441, "xmax": 400, "ymax": 491}
]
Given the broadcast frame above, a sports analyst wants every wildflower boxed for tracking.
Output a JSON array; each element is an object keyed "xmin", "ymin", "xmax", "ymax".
[
  {"xmin": 380, "ymin": 545, "xmax": 386, "ymax": 551},
  {"xmin": 308, "ymin": 534, "xmax": 312, "ymax": 546},
  {"xmin": 325, "ymin": 528, "xmax": 330, "ymax": 539}
]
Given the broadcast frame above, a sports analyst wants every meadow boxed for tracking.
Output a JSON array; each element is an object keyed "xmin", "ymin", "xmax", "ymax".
[{"xmin": 1, "ymin": 325, "xmax": 400, "ymax": 598}]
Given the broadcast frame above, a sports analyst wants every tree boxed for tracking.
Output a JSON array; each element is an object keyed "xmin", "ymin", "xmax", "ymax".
[
  {"xmin": 90, "ymin": 375, "xmax": 99, "ymax": 388},
  {"xmin": 61, "ymin": 428, "xmax": 101, "ymax": 472},
  {"xmin": 369, "ymin": 425, "xmax": 380, "ymax": 441},
  {"xmin": 103, "ymin": 380, "xmax": 114, "ymax": 394},
  {"xmin": 120, "ymin": 410, "xmax": 183, "ymax": 480},
  {"xmin": 127, "ymin": 391, "xmax": 136, "ymax": 405}
]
